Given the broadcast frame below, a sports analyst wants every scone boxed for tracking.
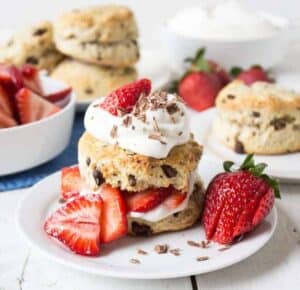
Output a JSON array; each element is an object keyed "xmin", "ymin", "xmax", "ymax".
[
  {"xmin": 51, "ymin": 59, "xmax": 137, "ymax": 101},
  {"xmin": 54, "ymin": 5, "xmax": 139, "ymax": 67},
  {"xmin": 214, "ymin": 80, "xmax": 300, "ymax": 154},
  {"xmin": 0, "ymin": 21, "xmax": 64, "ymax": 72}
]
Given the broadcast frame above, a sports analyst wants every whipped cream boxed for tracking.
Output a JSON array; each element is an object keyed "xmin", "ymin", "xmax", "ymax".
[
  {"xmin": 84, "ymin": 92, "xmax": 190, "ymax": 159},
  {"xmin": 168, "ymin": 0, "xmax": 284, "ymax": 40},
  {"xmin": 129, "ymin": 171, "xmax": 198, "ymax": 222}
]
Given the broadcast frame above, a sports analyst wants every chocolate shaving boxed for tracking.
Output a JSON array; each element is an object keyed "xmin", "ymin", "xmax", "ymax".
[
  {"xmin": 148, "ymin": 132, "xmax": 166, "ymax": 145},
  {"xmin": 166, "ymin": 103, "xmax": 179, "ymax": 114},
  {"xmin": 154, "ymin": 244, "xmax": 169, "ymax": 254},
  {"xmin": 122, "ymin": 115, "xmax": 132, "ymax": 127},
  {"xmin": 197, "ymin": 256, "xmax": 210, "ymax": 262},
  {"xmin": 169, "ymin": 248, "xmax": 181, "ymax": 256},
  {"xmin": 129, "ymin": 258, "xmax": 140, "ymax": 264},
  {"xmin": 187, "ymin": 240, "xmax": 201, "ymax": 248},
  {"xmin": 137, "ymin": 249, "xmax": 148, "ymax": 255},
  {"xmin": 110, "ymin": 125, "xmax": 118, "ymax": 138}
]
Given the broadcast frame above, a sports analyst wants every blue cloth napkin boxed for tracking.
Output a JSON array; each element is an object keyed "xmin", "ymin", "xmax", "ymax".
[{"xmin": 0, "ymin": 113, "xmax": 85, "ymax": 192}]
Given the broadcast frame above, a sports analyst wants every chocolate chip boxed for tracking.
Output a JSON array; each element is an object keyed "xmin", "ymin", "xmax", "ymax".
[
  {"xmin": 85, "ymin": 87, "xmax": 93, "ymax": 94},
  {"xmin": 131, "ymin": 222, "xmax": 152, "ymax": 236},
  {"xmin": 33, "ymin": 28, "xmax": 47, "ymax": 36},
  {"xmin": 128, "ymin": 174, "xmax": 137, "ymax": 186},
  {"xmin": 252, "ymin": 111, "xmax": 260, "ymax": 117},
  {"xmin": 270, "ymin": 115, "xmax": 295, "ymax": 131},
  {"xmin": 86, "ymin": 157, "xmax": 91, "ymax": 166},
  {"xmin": 66, "ymin": 34, "xmax": 75, "ymax": 39},
  {"xmin": 161, "ymin": 165, "xmax": 177, "ymax": 178},
  {"xmin": 93, "ymin": 168, "xmax": 104, "ymax": 186},
  {"xmin": 227, "ymin": 94, "xmax": 236, "ymax": 99},
  {"xmin": 26, "ymin": 56, "xmax": 38, "ymax": 65},
  {"xmin": 166, "ymin": 103, "xmax": 179, "ymax": 115},
  {"xmin": 293, "ymin": 124, "xmax": 300, "ymax": 130},
  {"xmin": 234, "ymin": 140, "xmax": 245, "ymax": 154}
]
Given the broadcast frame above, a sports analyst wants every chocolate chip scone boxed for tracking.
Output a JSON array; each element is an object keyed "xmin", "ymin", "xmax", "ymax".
[
  {"xmin": 53, "ymin": 5, "xmax": 139, "ymax": 67},
  {"xmin": 0, "ymin": 21, "xmax": 64, "ymax": 72},
  {"xmin": 128, "ymin": 180, "xmax": 204, "ymax": 236},
  {"xmin": 214, "ymin": 80, "xmax": 300, "ymax": 154},
  {"xmin": 78, "ymin": 132, "xmax": 202, "ymax": 192},
  {"xmin": 51, "ymin": 59, "xmax": 137, "ymax": 101}
]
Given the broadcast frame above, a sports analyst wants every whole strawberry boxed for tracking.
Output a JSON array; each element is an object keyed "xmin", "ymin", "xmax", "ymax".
[
  {"xmin": 202, "ymin": 154, "xmax": 280, "ymax": 245},
  {"xmin": 232, "ymin": 66, "xmax": 273, "ymax": 85},
  {"xmin": 178, "ymin": 48, "xmax": 229, "ymax": 111},
  {"xmin": 100, "ymin": 78, "xmax": 151, "ymax": 116}
]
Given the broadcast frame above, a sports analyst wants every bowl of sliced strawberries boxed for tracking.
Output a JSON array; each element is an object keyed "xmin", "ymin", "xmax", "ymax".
[{"xmin": 0, "ymin": 64, "xmax": 75, "ymax": 176}]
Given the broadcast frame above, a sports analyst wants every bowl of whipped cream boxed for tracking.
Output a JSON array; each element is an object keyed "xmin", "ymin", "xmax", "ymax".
[{"xmin": 163, "ymin": 0, "xmax": 294, "ymax": 72}]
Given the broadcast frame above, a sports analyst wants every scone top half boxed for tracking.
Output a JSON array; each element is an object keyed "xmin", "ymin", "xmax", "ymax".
[
  {"xmin": 78, "ymin": 89, "xmax": 203, "ymax": 194},
  {"xmin": 214, "ymin": 81, "xmax": 300, "ymax": 154}
]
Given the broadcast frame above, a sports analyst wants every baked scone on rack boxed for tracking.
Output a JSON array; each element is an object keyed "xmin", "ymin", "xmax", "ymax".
[
  {"xmin": 214, "ymin": 80, "xmax": 300, "ymax": 154},
  {"xmin": 0, "ymin": 21, "xmax": 64, "ymax": 72},
  {"xmin": 78, "ymin": 79, "xmax": 204, "ymax": 236}
]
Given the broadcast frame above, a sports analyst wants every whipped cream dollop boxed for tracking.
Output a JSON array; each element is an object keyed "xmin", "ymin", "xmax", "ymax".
[
  {"xmin": 84, "ymin": 92, "xmax": 190, "ymax": 159},
  {"xmin": 168, "ymin": 0, "xmax": 285, "ymax": 40}
]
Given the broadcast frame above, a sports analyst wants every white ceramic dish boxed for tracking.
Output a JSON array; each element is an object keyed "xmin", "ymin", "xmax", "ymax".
[
  {"xmin": 0, "ymin": 76, "xmax": 75, "ymax": 176},
  {"xmin": 190, "ymin": 108, "xmax": 300, "ymax": 183},
  {"xmin": 162, "ymin": 14, "xmax": 299, "ymax": 72},
  {"xmin": 16, "ymin": 158, "xmax": 277, "ymax": 279},
  {"xmin": 76, "ymin": 49, "xmax": 172, "ymax": 112}
]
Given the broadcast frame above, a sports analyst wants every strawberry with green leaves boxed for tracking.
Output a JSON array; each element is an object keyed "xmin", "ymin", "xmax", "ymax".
[{"xmin": 202, "ymin": 154, "xmax": 280, "ymax": 245}]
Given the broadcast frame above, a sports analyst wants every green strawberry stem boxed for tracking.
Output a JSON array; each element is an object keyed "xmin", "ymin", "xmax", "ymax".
[
  {"xmin": 184, "ymin": 47, "xmax": 212, "ymax": 73},
  {"xmin": 223, "ymin": 154, "xmax": 281, "ymax": 199}
]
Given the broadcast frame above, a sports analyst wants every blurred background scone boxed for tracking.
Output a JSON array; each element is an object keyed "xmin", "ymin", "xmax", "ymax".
[
  {"xmin": 0, "ymin": 21, "xmax": 64, "ymax": 72},
  {"xmin": 214, "ymin": 81, "xmax": 300, "ymax": 155},
  {"xmin": 51, "ymin": 59, "xmax": 137, "ymax": 101}
]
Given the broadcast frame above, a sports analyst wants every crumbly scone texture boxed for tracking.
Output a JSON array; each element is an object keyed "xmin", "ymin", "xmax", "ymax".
[
  {"xmin": 54, "ymin": 5, "xmax": 138, "ymax": 43},
  {"xmin": 128, "ymin": 180, "xmax": 205, "ymax": 236},
  {"xmin": 0, "ymin": 21, "xmax": 64, "ymax": 71},
  {"xmin": 214, "ymin": 81, "xmax": 300, "ymax": 154},
  {"xmin": 78, "ymin": 132, "xmax": 203, "ymax": 192},
  {"xmin": 51, "ymin": 59, "xmax": 137, "ymax": 101},
  {"xmin": 54, "ymin": 37, "xmax": 139, "ymax": 67}
]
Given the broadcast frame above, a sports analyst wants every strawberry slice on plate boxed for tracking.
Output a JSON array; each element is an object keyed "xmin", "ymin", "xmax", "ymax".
[
  {"xmin": 0, "ymin": 109, "xmax": 17, "ymax": 128},
  {"xmin": 125, "ymin": 188, "xmax": 171, "ymax": 213},
  {"xmin": 98, "ymin": 184, "xmax": 128, "ymax": 243},
  {"xmin": 163, "ymin": 189, "xmax": 187, "ymax": 210},
  {"xmin": 61, "ymin": 166, "xmax": 84, "ymax": 201},
  {"xmin": 20, "ymin": 64, "xmax": 43, "ymax": 95},
  {"xmin": 44, "ymin": 194, "xmax": 103, "ymax": 256},
  {"xmin": 100, "ymin": 78, "xmax": 151, "ymax": 115},
  {"xmin": 16, "ymin": 88, "xmax": 60, "ymax": 124}
]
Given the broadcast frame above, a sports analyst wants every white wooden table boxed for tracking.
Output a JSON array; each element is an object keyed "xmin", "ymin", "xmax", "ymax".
[{"xmin": 0, "ymin": 183, "xmax": 299, "ymax": 290}]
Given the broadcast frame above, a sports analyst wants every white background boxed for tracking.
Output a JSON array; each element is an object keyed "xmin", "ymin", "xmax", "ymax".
[{"xmin": 1, "ymin": 0, "xmax": 300, "ymax": 48}]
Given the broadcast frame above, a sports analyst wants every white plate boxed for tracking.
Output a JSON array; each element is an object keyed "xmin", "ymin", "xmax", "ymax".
[
  {"xmin": 76, "ymin": 49, "xmax": 171, "ymax": 112},
  {"xmin": 190, "ymin": 108, "xmax": 300, "ymax": 182},
  {"xmin": 16, "ymin": 159, "xmax": 277, "ymax": 279}
]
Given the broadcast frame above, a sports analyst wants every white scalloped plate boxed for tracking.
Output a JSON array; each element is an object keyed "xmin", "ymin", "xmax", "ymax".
[
  {"xmin": 190, "ymin": 108, "xmax": 300, "ymax": 182},
  {"xmin": 16, "ymin": 159, "xmax": 277, "ymax": 279}
]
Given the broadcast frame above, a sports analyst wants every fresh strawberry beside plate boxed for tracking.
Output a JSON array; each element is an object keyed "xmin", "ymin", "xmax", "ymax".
[
  {"xmin": 231, "ymin": 66, "xmax": 273, "ymax": 85},
  {"xmin": 202, "ymin": 154, "xmax": 280, "ymax": 245}
]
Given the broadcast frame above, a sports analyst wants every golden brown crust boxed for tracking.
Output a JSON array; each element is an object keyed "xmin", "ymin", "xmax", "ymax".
[
  {"xmin": 78, "ymin": 132, "xmax": 203, "ymax": 192},
  {"xmin": 128, "ymin": 181, "xmax": 204, "ymax": 236},
  {"xmin": 216, "ymin": 81, "xmax": 300, "ymax": 112}
]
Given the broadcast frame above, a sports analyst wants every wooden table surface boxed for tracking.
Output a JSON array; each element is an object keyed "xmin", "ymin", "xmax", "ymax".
[{"xmin": 0, "ymin": 183, "xmax": 299, "ymax": 290}]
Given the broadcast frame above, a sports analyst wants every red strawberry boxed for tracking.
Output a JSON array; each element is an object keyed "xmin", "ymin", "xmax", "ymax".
[
  {"xmin": 163, "ymin": 189, "xmax": 187, "ymax": 209},
  {"xmin": 20, "ymin": 64, "xmax": 43, "ymax": 95},
  {"xmin": 44, "ymin": 194, "xmax": 103, "ymax": 256},
  {"xmin": 236, "ymin": 66, "xmax": 272, "ymax": 85},
  {"xmin": 16, "ymin": 88, "xmax": 60, "ymax": 124},
  {"xmin": 45, "ymin": 87, "xmax": 72, "ymax": 103},
  {"xmin": 100, "ymin": 79, "xmax": 151, "ymax": 115},
  {"xmin": 125, "ymin": 188, "xmax": 171, "ymax": 213},
  {"xmin": 98, "ymin": 184, "xmax": 128, "ymax": 243},
  {"xmin": 0, "ymin": 110, "xmax": 17, "ymax": 128},
  {"xmin": 0, "ymin": 85, "xmax": 13, "ymax": 117},
  {"xmin": 208, "ymin": 60, "xmax": 231, "ymax": 86},
  {"xmin": 61, "ymin": 166, "xmax": 84, "ymax": 201},
  {"xmin": 202, "ymin": 154, "xmax": 280, "ymax": 245},
  {"xmin": 178, "ymin": 72, "xmax": 222, "ymax": 111},
  {"xmin": 0, "ymin": 64, "xmax": 23, "ymax": 93}
]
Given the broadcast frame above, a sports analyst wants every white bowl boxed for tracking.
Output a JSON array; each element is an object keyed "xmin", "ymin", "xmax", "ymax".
[
  {"xmin": 162, "ymin": 14, "xmax": 292, "ymax": 72},
  {"xmin": 0, "ymin": 76, "xmax": 75, "ymax": 176}
]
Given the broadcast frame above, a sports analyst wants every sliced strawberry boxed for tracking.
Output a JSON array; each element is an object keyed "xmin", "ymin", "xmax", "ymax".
[
  {"xmin": 0, "ymin": 85, "xmax": 13, "ymax": 117},
  {"xmin": 100, "ymin": 79, "xmax": 151, "ymax": 115},
  {"xmin": 61, "ymin": 166, "xmax": 84, "ymax": 201},
  {"xmin": 0, "ymin": 64, "xmax": 23, "ymax": 94},
  {"xmin": 163, "ymin": 189, "xmax": 187, "ymax": 210},
  {"xmin": 98, "ymin": 184, "xmax": 128, "ymax": 243},
  {"xmin": 0, "ymin": 110, "xmax": 17, "ymax": 128},
  {"xmin": 20, "ymin": 64, "xmax": 43, "ymax": 95},
  {"xmin": 44, "ymin": 194, "xmax": 103, "ymax": 256},
  {"xmin": 125, "ymin": 188, "xmax": 171, "ymax": 213},
  {"xmin": 16, "ymin": 88, "xmax": 60, "ymax": 124},
  {"xmin": 45, "ymin": 87, "xmax": 72, "ymax": 103}
]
